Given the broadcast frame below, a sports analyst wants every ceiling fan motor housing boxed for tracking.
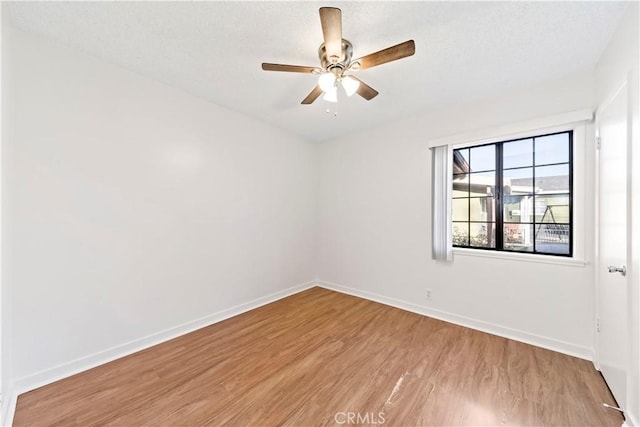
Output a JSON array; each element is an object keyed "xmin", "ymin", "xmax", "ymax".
[{"xmin": 319, "ymin": 39, "xmax": 353, "ymax": 74}]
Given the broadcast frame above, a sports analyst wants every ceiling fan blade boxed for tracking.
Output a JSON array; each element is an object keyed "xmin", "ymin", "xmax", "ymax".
[
  {"xmin": 301, "ymin": 86, "xmax": 323, "ymax": 104},
  {"xmin": 351, "ymin": 77, "xmax": 379, "ymax": 100},
  {"xmin": 319, "ymin": 7, "xmax": 342, "ymax": 61},
  {"xmin": 262, "ymin": 63, "xmax": 317, "ymax": 73},
  {"xmin": 355, "ymin": 40, "xmax": 415, "ymax": 70}
]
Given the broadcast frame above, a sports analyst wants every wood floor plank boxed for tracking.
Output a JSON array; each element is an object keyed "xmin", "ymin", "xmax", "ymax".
[{"xmin": 14, "ymin": 287, "xmax": 624, "ymax": 426}]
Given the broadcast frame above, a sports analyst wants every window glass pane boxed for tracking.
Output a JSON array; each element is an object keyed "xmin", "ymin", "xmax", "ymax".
[
  {"xmin": 535, "ymin": 164, "xmax": 569, "ymax": 194},
  {"xmin": 451, "ymin": 131, "xmax": 572, "ymax": 257},
  {"xmin": 503, "ymin": 138, "xmax": 533, "ymax": 169},
  {"xmin": 504, "ymin": 224, "xmax": 534, "ymax": 252},
  {"xmin": 535, "ymin": 195, "xmax": 570, "ymax": 223},
  {"xmin": 453, "ymin": 199, "xmax": 469, "ymax": 221},
  {"xmin": 470, "ymin": 197, "xmax": 495, "ymax": 222},
  {"xmin": 453, "ymin": 173, "xmax": 469, "ymax": 197},
  {"xmin": 453, "ymin": 149, "xmax": 470, "ymax": 174},
  {"xmin": 535, "ymin": 133, "xmax": 569, "ymax": 165},
  {"xmin": 504, "ymin": 168, "xmax": 533, "ymax": 195},
  {"xmin": 469, "ymin": 171, "xmax": 495, "ymax": 197},
  {"xmin": 503, "ymin": 194, "xmax": 534, "ymax": 222},
  {"xmin": 534, "ymin": 198, "xmax": 546, "ymax": 218},
  {"xmin": 453, "ymin": 222, "xmax": 469, "ymax": 246},
  {"xmin": 535, "ymin": 224, "xmax": 570, "ymax": 254},
  {"xmin": 470, "ymin": 145, "xmax": 495, "ymax": 172},
  {"xmin": 470, "ymin": 223, "xmax": 496, "ymax": 248}
]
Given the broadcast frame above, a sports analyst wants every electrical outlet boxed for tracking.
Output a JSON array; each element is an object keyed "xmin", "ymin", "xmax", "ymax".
[{"xmin": 426, "ymin": 289, "xmax": 432, "ymax": 301}]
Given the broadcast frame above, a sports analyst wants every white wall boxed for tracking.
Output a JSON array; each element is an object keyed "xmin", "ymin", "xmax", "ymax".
[
  {"xmin": 596, "ymin": 3, "xmax": 640, "ymax": 425},
  {"xmin": 317, "ymin": 70, "xmax": 597, "ymax": 358},
  {"xmin": 1, "ymin": 4, "xmax": 16, "ymax": 424},
  {"xmin": 6, "ymin": 28, "xmax": 318, "ymax": 391}
]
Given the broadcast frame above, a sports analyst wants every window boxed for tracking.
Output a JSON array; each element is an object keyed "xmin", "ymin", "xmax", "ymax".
[{"xmin": 452, "ymin": 131, "xmax": 572, "ymax": 256}]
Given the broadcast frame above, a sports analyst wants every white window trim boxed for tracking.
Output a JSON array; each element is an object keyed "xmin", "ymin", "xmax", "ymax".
[
  {"xmin": 429, "ymin": 109, "xmax": 593, "ymax": 267},
  {"xmin": 427, "ymin": 109, "xmax": 593, "ymax": 148},
  {"xmin": 454, "ymin": 247, "xmax": 588, "ymax": 267}
]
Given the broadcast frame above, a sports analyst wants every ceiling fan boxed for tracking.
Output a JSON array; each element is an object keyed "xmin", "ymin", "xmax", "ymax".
[{"xmin": 261, "ymin": 7, "xmax": 415, "ymax": 105}]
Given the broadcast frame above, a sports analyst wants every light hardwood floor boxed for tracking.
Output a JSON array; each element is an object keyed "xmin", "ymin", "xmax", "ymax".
[{"xmin": 14, "ymin": 287, "xmax": 623, "ymax": 426}]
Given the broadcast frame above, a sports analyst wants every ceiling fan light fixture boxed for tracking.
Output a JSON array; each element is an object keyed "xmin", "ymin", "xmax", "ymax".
[
  {"xmin": 318, "ymin": 72, "xmax": 336, "ymax": 92},
  {"xmin": 341, "ymin": 76, "xmax": 360, "ymax": 97},
  {"xmin": 323, "ymin": 86, "xmax": 338, "ymax": 103}
]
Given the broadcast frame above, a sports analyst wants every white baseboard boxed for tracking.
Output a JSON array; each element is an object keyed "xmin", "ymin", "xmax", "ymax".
[
  {"xmin": 12, "ymin": 280, "xmax": 317, "ymax": 401},
  {"xmin": 1, "ymin": 386, "xmax": 17, "ymax": 427},
  {"xmin": 318, "ymin": 280, "xmax": 593, "ymax": 361},
  {"xmin": 623, "ymin": 410, "xmax": 639, "ymax": 427},
  {"xmin": 592, "ymin": 350, "xmax": 601, "ymax": 371}
]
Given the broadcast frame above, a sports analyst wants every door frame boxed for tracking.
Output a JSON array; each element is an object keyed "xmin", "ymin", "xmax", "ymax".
[{"xmin": 593, "ymin": 73, "xmax": 632, "ymax": 407}]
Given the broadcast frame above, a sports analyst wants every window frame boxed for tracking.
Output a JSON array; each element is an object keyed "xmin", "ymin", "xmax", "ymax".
[
  {"xmin": 428, "ymin": 110, "xmax": 592, "ymax": 266},
  {"xmin": 451, "ymin": 130, "xmax": 575, "ymax": 258}
]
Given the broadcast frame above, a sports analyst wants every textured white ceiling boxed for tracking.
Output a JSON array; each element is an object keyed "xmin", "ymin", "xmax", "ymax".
[{"xmin": 6, "ymin": 1, "xmax": 629, "ymax": 142}]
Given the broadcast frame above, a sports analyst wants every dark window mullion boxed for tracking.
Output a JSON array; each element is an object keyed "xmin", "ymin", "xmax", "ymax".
[
  {"xmin": 568, "ymin": 132, "xmax": 574, "ymax": 257},
  {"xmin": 467, "ymin": 150, "xmax": 471, "ymax": 247},
  {"xmin": 496, "ymin": 144, "xmax": 502, "ymax": 250},
  {"xmin": 532, "ymin": 160, "xmax": 572, "ymax": 168}
]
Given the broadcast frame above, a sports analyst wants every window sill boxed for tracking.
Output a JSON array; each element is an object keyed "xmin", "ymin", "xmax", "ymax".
[{"xmin": 453, "ymin": 248, "xmax": 589, "ymax": 267}]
